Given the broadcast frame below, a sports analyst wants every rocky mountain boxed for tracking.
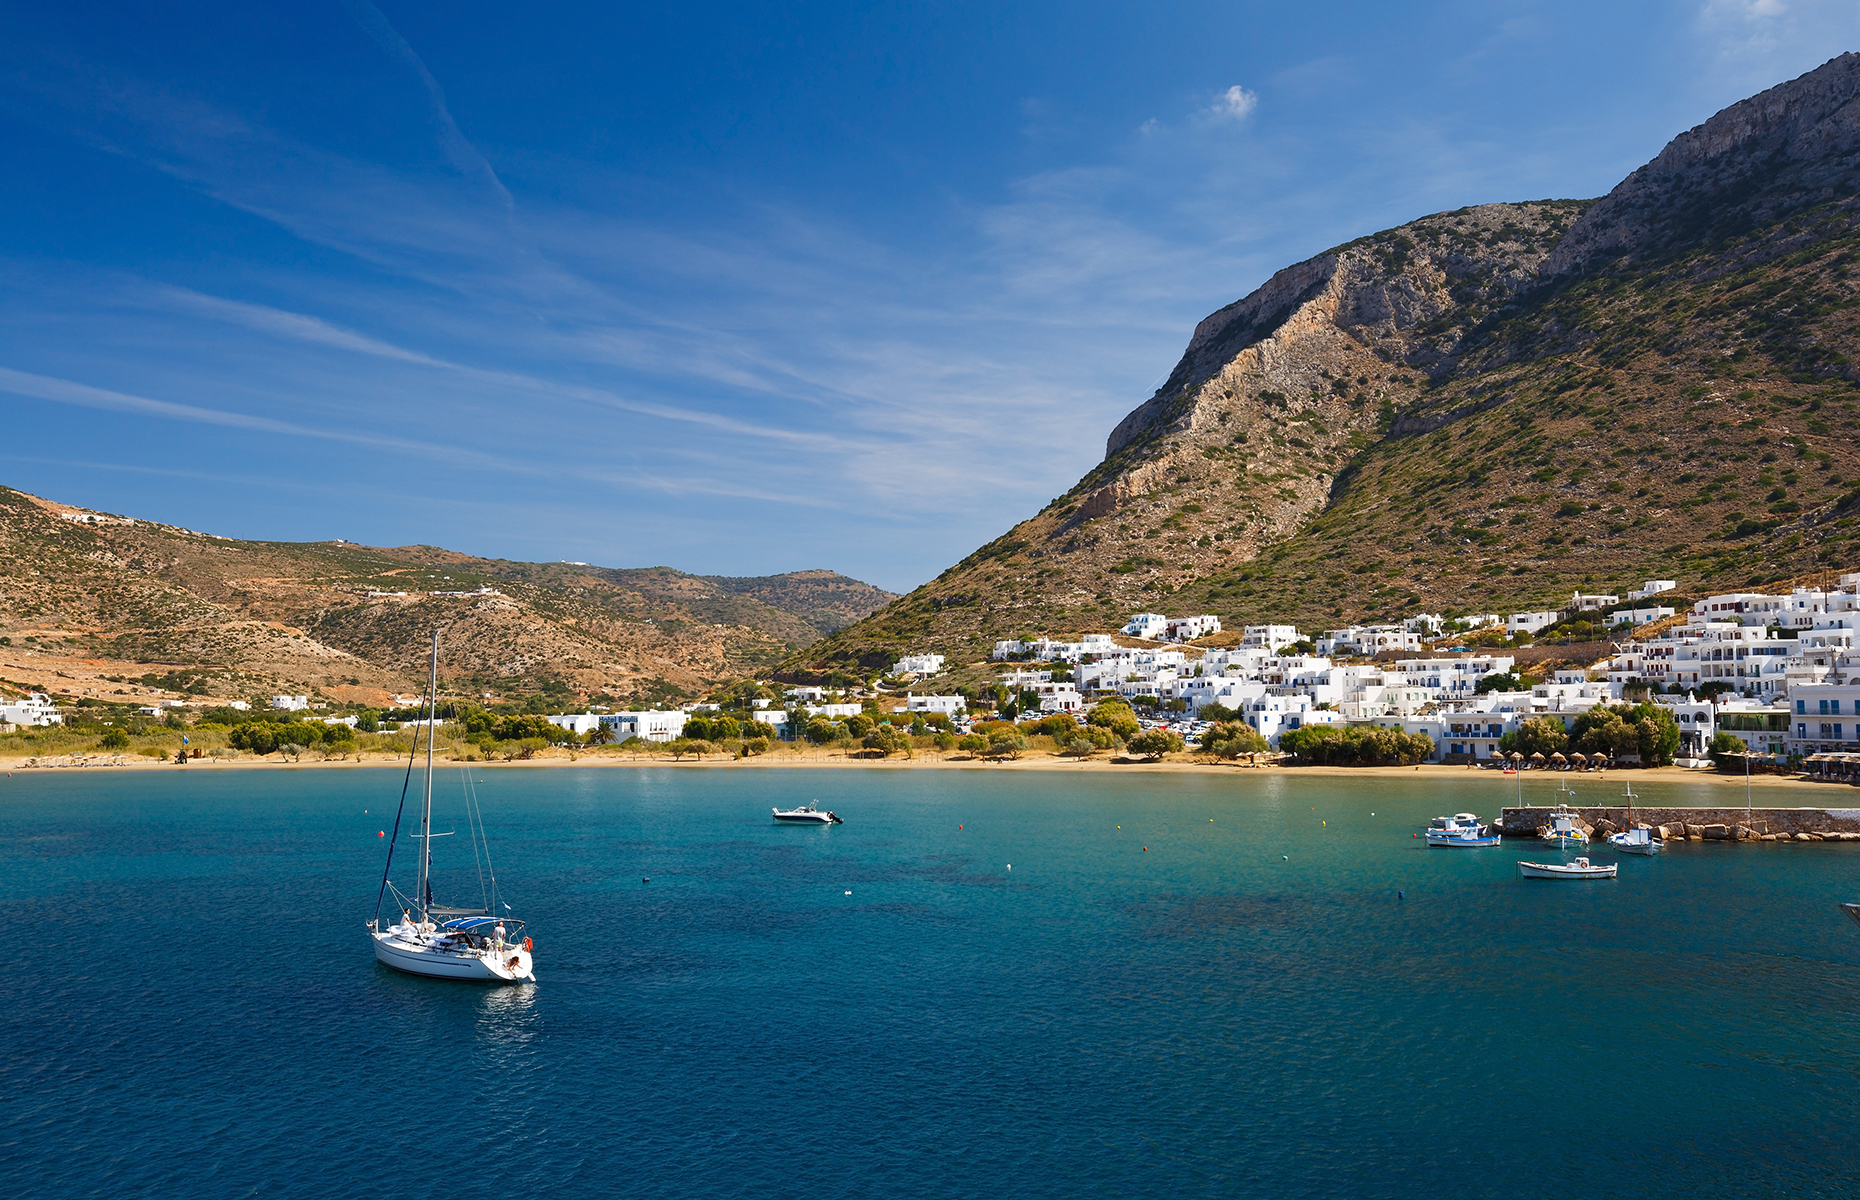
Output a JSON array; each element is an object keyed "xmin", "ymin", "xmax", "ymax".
[
  {"xmin": 790, "ymin": 53, "xmax": 1860, "ymax": 679},
  {"xmin": 0, "ymin": 486, "xmax": 892, "ymax": 708}
]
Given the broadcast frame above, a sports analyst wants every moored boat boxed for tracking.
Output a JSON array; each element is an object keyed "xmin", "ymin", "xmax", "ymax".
[
  {"xmin": 367, "ymin": 630, "xmax": 535, "ymax": 983},
  {"xmin": 1607, "ymin": 826, "xmax": 1663, "ymax": 856},
  {"xmin": 1540, "ymin": 806, "xmax": 1590, "ymax": 845},
  {"xmin": 1425, "ymin": 813, "xmax": 1500, "ymax": 847},
  {"xmin": 1518, "ymin": 857, "xmax": 1617, "ymax": 880},
  {"xmin": 773, "ymin": 803, "xmax": 842, "ymax": 824}
]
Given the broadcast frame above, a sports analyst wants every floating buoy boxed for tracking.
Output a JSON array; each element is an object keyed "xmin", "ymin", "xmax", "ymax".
[
  {"xmin": 1322, "ymin": 821, "xmax": 1326, "ymax": 826},
  {"xmin": 1282, "ymin": 855, "xmax": 1289, "ymax": 860},
  {"xmin": 845, "ymin": 890, "xmax": 852, "ymax": 895},
  {"xmin": 1398, "ymin": 890, "xmax": 1405, "ymax": 900},
  {"xmin": 642, "ymin": 877, "xmax": 650, "ymax": 883},
  {"xmin": 378, "ymin": 831, "xmax": 384, "ymax": 837},
  {"xmin": 1143, "ymin": 847, "xmax": 1148, "ymax": 852},
  {"xmin": 1007, "ymin": 864, "xmax": 1012, "ymax": 870}
]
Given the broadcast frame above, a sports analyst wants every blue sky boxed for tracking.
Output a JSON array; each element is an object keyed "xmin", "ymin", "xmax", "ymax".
[{"xmin": 0, "ymin": 1, "xmax": 1854, "ymax": 592}]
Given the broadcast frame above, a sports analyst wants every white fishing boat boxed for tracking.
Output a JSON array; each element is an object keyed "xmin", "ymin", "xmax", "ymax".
[
  {"xmin": 1518, "ymin": 857, "xmax": 1617, "ymax": 880},
  {"xmin": 1425, "ymin": 813, "xmax": 1501, "ymax": 848},
  {"xmin": 773, "ymin": 803, "xmax": 842, "ymax": 824},
  {"xmin": 1540, "ymin": 806, "xmax": 1590, "ymax": 845},
  {"xmin": 367, "ymin": 631, "xmax": 535, "ymax": 983},
  {"xmin": 1607, "ymin": 826, "xmax": 1663, "ymax": 856},
  {"xmin": 1606, "ymin": 780, "xmax": 1662, "ymax": 855}
]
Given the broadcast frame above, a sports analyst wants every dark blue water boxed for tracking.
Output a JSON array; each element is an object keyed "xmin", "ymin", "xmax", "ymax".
[{"xmin": 6, "ymin": 766, "xmax": 1860, "ymax": 1199}]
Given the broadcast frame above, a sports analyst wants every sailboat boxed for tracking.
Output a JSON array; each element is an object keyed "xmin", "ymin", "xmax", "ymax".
[{"xmin": 367, "ymin": 630, "xmax": 535, "ymax": 983}]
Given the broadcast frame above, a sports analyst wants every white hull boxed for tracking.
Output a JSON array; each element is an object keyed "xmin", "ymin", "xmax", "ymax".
[
  {"xmin": 1426, "ymin": 833, "xmax": 1501, "ymax": 848},
  {"xmin": 1517, "ymin": 860, "xmax": 1617, "ymax": 880},
  {"xmin": 1609, "ymin": 838, "xmax": 1662, "ymax": 856},
  {"xmin": 371, "ymin": 930, "xmax": 534, "ymax": 982}
]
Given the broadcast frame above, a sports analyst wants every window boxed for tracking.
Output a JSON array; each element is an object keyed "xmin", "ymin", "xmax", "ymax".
[
  {"xmin": 1822, "ymin": 700, "xmax": 1831, "ymax": 715},
  {"xmin": 1800, "ymin": 724, "xmax": 1809, "ymax": 738},
  {"xmin": 1798, "ymin": 700, "xmax": 1806, "ymax": 714},
  {"xmin": 1841, "ymin": 725, "xmax": 1848, "ymax": 740}
]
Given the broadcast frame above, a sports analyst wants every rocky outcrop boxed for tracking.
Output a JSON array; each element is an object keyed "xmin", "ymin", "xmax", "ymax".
[{"xmin": 1546, "ymin": 52, "xmax": 1860, "ymax": 274}]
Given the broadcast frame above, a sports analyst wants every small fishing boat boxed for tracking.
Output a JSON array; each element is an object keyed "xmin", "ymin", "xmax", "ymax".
[
  {"xmin": 1540, "ymin": 806, "xmax": 1589, "ymax": 845},
  {"xmin": 1607, "ymin": 779, "xmax": 1661, "ymax": 854},
  {"xmin": 1518, "ymin": 857, "xmax": 1617, "ymax": 880},
  {"xmin": 1607, "ymin": 826, "xmax": 1663, "ymax": 856},
  {"xmin": 773, "ymin": 803, "xmax": 842, "ymax": 824},
  {"xmin": 1842, "ymin": 902, "xmax": 1860, "ymax": 930},
  {"xmin": 1425, "ymin": 813, "xmax": 1501, "ymax": 848}
]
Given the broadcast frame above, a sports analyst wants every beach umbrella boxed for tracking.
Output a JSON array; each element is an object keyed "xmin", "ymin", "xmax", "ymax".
[
  {"xmin": 1570, "ymin": 751, "xmax": 1588, "ymax": 770},
  {"xmin": 1529, "ymin": 751, "xmax": 1547, "ymax": 768}
]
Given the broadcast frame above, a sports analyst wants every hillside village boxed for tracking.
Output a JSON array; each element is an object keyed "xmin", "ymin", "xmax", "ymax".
[{"xmin": 9, "ymin": 568, "xmax": 1860, "ymax": 775}]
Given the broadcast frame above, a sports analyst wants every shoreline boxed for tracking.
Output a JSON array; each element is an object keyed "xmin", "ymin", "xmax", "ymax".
[{"xmin": 0, "ymin": 752, "xmax": 1839, "ymax": 790}]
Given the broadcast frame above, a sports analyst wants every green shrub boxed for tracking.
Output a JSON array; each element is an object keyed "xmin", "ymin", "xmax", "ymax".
[
  {"xmin": 1279, "ymin": 725, "xmax": 1433, "ymax": 766},
  {"xmin": 1127, "ymin": 729, "xmax": 1184, "ymax": 760}
]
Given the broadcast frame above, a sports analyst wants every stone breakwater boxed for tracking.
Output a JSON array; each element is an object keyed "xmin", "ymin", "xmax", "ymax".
[{"xmin": 1497, "ymin": 806, "xmax": 1860, "ymax": 843}]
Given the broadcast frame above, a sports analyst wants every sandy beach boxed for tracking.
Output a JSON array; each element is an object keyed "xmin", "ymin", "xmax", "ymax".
[{"xmin": 0, "ymin": 751, "xmax": 1837, "ymax": 791}]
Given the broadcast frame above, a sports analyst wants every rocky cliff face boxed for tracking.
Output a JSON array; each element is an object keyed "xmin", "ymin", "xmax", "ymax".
[
  {"xmin": 1546, "ymin": 52, "xmax": 1860, "ymax": 276},
  {"xmin": 790, "ymin": 54, "xmax": 1860, "ymax": 679}
]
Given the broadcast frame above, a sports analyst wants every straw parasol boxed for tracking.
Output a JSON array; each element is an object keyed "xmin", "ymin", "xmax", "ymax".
[{"xmin": 1570, "ymin": 751, "xmax": 1588, "ymax": 770}]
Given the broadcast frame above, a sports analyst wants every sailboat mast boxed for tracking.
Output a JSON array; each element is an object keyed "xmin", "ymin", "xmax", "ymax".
[{"xmin": 418, "ymin": 628, "xmax": 438, "ymax": 920}]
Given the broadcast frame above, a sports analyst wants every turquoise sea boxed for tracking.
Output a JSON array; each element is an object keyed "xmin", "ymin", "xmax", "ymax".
[{"xmin": 6, "ymin": 764, "xmax": 1860, "ymax": 1198}]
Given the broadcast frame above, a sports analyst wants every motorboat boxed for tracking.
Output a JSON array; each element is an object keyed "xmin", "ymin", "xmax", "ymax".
[
  {"xmin": 1607, "ymin": 826, "xmax": 1664, "ymax": 856},
  {"xmin": 1540, "ymin": 806, "xmax": 1590, "ymax": 845},
  {"xmin": 1842, "ymin": 903, "xmax": 1860, "ymax": 930},
  {"xmin": 1518, "ymin": 857, "xmax": 1618, "ymax": 880},
  {"xmin": 1425, "ymin": 813, "xmax": 1500, "ymax": 848},
  {"xmin": 367, "ymin": 630, "xmax": 535, "ymax": 983},
  {"xmin": 773, "ymin": 803, "xmax": 842, "ymax": 825}
]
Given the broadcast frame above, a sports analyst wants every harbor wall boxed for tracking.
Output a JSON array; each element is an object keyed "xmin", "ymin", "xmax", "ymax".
[{"xmin": 1496, "ymin": 806, "xmax": 1860, "ymax": 842}]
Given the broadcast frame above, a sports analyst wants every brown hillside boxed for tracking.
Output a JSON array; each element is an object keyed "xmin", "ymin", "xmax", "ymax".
[
  {"xmin": 0, "ymin": 488, "xmax": 892, "ymax": 708},
  {"xmin": 790, "ymin": 53, "xmax": 1860, "ymax": 680}
]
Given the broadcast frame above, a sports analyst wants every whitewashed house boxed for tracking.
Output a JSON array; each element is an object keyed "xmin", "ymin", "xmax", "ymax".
[
  {"xmin": 1164, "ymin": 615, "xmax": 1222, "ymax": 642},
  {"xmin": 1122, "ymin": 613, "xmax": 1170, "ymax": 639},
  {"xmin": 1507, "ymin": 611, "xmax": 1558, "ymax": 635},
  {"xmin": 270, "ymin": 695, "xmax": 310, "ymax": 712},
  {"xmin": 1241, "ymin": 624, "xmax": 1301, "ymax": 651},
  {"xmin": 598, "ymin": 710, "xmax": 689, "ymax": 742},
  {"xmin": 0, "ymin": 693, "xmax": 61, "ymax": 726},
  {"xmin": 904, "ymin": 693, "xmax": 966, "ymax": 715},
  {"xmin": 892, "ymin": 654, "xmax": 946, "ymax": 676}
]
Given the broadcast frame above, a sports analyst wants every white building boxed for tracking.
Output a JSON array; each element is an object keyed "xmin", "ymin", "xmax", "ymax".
[
  {"xmin": 1317, "ymin": 625, "xmax": 1420, "ymax": 656},
  {"xmin": 903, "ymin": 693, "xmax": 966, "ymax": 715},
  {"xmin": 1165, "ymin": 615, "xmax": 1222, "ymax": 642},
  {"xmin": 1628, "ymin": 580, "xmax": 1677, "ymax": 601},
  {"xmin": 1241, "ymin": 624, "xmax": 1301, "ymax": 652},
  {"xmin": 598, "ymin": 710, "xmax": 689, "ymax": 743},
  {"xmin": 270, "ymin": 695, "xmax": 309, "ymax": 712},
  {"xmin": 1786, "ymin": 681, "xmax": 1860, "ymax": 753},
  {"xmin": 1613, "ymin": 606, "xmax": 1676, "ymax": 627},
  {"xmin": 1570, "ymin": 592, "xmax": 1620, "ymax": 612},
  {"xmin": 1122, "ymin": 613, "xmax": 1170, "ymax": 639},
  {"xmin": 1508, "ymin": 611, "xmax": 1558, "ymax": 635},
  {"xmin": 0, "ymin": 693, "xmax": 61, "ymax": 726},
  {"xmin": 546, "ymin": 712, "xmax": 606, "ymax": 736},
  {"xmin": 807, "ymin": 703, "xmax": 864, "ymax": 719},
  {"xmin": 892, "ymin": 654, "xmax": 946, "ymax": 677},
  {"xmin": 227, "ymin": 699, "xmax": 250, "ymax": 711}
]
